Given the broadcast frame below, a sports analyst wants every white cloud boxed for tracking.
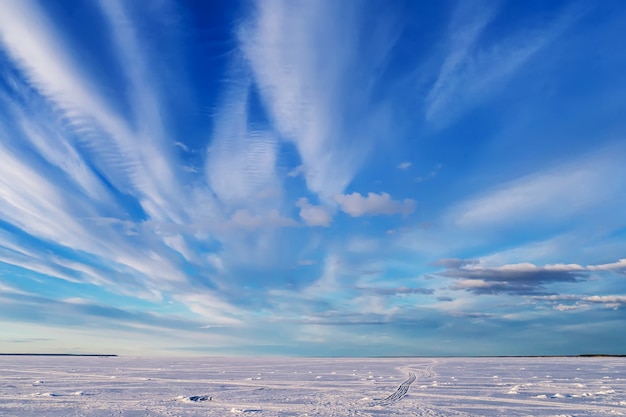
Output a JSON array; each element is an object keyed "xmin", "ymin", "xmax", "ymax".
[
  {"xmin": 238, "ymin": 1, "xmax": 357, "ymax": 200},
  {"xmin": 303, "ymin": 255, "xmax": 341, "ymax": 297},
  {"xmin": 296, "ymin": 198, "xmax": 333, "ymax": 227},
  {"xmin": 450, "ymin": 147, "xmax": 626, "ymax": 229},
  {"xmin": 16, "ymin": 115, "xmax": 113, "ymax": 205},
  {"xmin": 229, "ymin": 209, "xmax": 296, "ymax": 230},
  {"xmin": 0, "ymin": 0, "xmax": 130, "ymax": 186},
  {"xmin": 336, "ymin": 192, "xmax": 416, "ymax": 217},
  {"xmin": 398, "ymin": 161, "xmax": 412, "ymax": 170},
  {"xmin": 205, "ymin": 79, "xmax": 281, "ymax": 207},
  {"xmin": 0, "ymin": 143, "xmax": 92, "ymax": 250},
  {"xmin": 97, "ymin": 0, "xmax": 188, "ymax": 222},
  {"xmin": 425, "ymin": 0, "xmax": 579, "ymax": 125},
  {"xmin": 0, "ymin": 280, "xmax": 30, "ymax": 296},
  {"xmin": 238, "ymin": 0, "xmax": 396, "ymax": 201},
  {"xmin": 584, "ymin": 295, "xmax": 626, "ymax": 305},
  {"xmin": 174, "ymin": 292, "xmax": 244, "ymax": 326},
  {"xmin": 554, "ymin": 303, "xmax": 588, "ymax": 311},
  {"xmin": 589, "ymin": 259, "xmax": 626, "ymax": 274},
  {"xmin": 0, "ymin": 0, "xmax": 192, "ymax": 226},
  {"xmin": 174, "ymin": 141, "xmax": 190, "ymax": 152},
  {"xmin": 452, "ymin": 279, "xmax": 498, "ymax": 290},
  {"xmin": 534, "ymin": 294, "xmax": 626, "ymax": 310},
  {"xmin": 425, "ymin": 0, "xmax": 497, "ymax": 122},
  {"xmin": 442, "ymin": 257, "xmax": 626, "ymax": 296}
]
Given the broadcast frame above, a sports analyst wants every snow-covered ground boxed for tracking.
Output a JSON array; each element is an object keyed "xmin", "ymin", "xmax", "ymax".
[{"xmin": 1, "ymin": 356, "xmax": 624, "ymax": 416}]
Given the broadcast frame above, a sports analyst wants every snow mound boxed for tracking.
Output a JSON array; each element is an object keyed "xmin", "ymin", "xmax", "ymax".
[
  {"xmin": 594, "ymin": 389, "xmax": 615, "ymax": 395},
  {"xmin": 32, "ymin": 392, "xmax": 59, "ymax": 397},
  {"xmin": 177, "ymin": 395, "xmax": 212, "ymax": 402}
]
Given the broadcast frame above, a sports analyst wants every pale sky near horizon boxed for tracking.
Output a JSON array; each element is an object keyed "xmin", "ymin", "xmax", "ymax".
[{"xmin": 0, "ymin": 0, "xmax": 625, "ymax": 356}]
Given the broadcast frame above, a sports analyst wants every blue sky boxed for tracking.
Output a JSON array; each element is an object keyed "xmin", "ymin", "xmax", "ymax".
[{"xmin": 1, "ymin": 0, "xmax": 625, "ymax": 356}]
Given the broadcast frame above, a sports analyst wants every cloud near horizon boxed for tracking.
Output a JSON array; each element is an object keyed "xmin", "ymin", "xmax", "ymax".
[{"xmin": 437, "ymin": 258, "xmax": 626, "ymax": 296}]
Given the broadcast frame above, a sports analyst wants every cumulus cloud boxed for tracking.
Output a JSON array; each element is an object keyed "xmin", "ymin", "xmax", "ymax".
[
  {"xmin": 287, "ymin": 165, "xmax": 305, "ymax": 178},
  {"xmin": 440, "ymin": 260, "xmax": 592, "ymax": 295},
  {"xmin": 296, "ymin": 198, "xmax": 333, "ymax": 227},
  {"xmin": 336, "ymin": 192, "xmax": 416, "ymax": 217},
  {"xmin": 397, "ymin": 161, "xmax": 412, "ymax": 170},
  {"xmin": 438, "ymin": 257, "xmax": 626, "ymax": 296}
]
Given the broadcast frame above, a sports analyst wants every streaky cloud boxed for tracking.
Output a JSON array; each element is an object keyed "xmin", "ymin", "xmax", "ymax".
[
  {"xmin": 448, "ymin": 145, "xmax": 626, "ymax": 230},
  {"xmin": 239, "ymin": 0, "xmax": 398, "ymax": 201},
  {"xmin": 425, "ymin": 0, "xmax": 580, "ymax": 126}
]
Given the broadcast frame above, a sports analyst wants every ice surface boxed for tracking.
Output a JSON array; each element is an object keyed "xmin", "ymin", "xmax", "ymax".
[{"xmin": 1, "ymin": 356, "xmax": 625, "ymax": 416}]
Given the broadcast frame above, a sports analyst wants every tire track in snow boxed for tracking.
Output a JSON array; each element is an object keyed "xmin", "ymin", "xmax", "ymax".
[{"xmin": 372, "ymin": 372, "xmax": 417, "ymax": 406}]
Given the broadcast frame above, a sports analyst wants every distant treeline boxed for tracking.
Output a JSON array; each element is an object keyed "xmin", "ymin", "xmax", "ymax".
[
  {"xmin": 0, "ymin": 353, "xmax": 117, "ymax": 357},
  {"xmin": 363, "ymin": 354, "xmax": 626, "ymax": 358},
  {"xmin": 577, "ymin": 354, "xmax": 626, "ymax": 357}
]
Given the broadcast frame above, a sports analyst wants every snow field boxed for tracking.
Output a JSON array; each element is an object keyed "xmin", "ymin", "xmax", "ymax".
[{"xmin": 0, "ymin": 356, "xmax": 624, "ymax": 416}]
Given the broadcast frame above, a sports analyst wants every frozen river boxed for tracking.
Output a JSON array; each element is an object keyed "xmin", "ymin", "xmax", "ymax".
[{"xmin": 1, "ymin": 356, "xmax": 624, "ymax": 416}]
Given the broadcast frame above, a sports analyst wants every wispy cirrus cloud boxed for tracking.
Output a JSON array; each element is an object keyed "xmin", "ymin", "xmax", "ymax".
[
  {"xmin": 0, "ymin": 0, "xmax": 252, "ymax": 326},
  {"xmin": 425, "ymin": 0, "xmax": 581, "ymax": 125},
  {"xmin": 238, "ymin": 0, "xmax": 399, "ymax": 201},
  {"xmin": 425, "ymin": 0, "xmax": 499, "ymax": 122},
  {"xmin": 448, "ymin": 145, "xmax": 626, "ymax": 231},
  {"xmin": 0, "ymin": 291, "xmax": 246, "ymax": 355},
  {"xmin": 0, "ymin": 0, "xmax": 198, "ymax": 229},
  {"xmin": 0, "ymin": 0, "xmax": 139, "ymax": 198},
  {"xmin": 97, "ymin": 0, "xmax": 189, "ymax": 224}
]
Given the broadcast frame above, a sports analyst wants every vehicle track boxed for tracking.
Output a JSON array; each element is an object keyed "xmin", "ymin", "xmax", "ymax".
[{"xmin": 372, "ymin": 372, "xmax": 417, "ymax": 406}]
